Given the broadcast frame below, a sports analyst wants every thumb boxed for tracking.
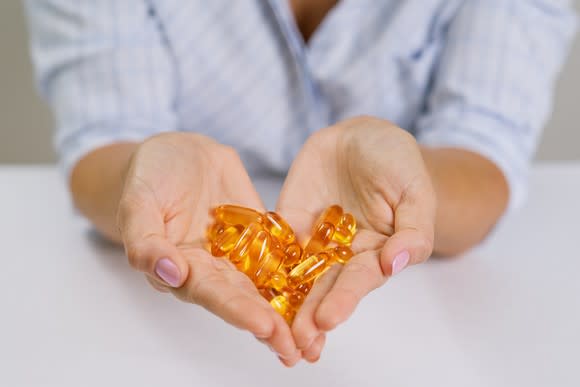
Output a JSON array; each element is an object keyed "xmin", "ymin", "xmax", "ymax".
[
  {"xmin": 380, "ymin": 181, "xmax": 436, "ymax": 276},
  {"xmin": 117, "ymin": 196, "xmax": 189, "ymax": 288}
]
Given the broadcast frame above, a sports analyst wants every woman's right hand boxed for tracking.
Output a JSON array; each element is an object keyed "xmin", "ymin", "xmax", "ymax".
[{"xmin": 117, "ymin": 133, "xmax": 300, "ymax": 365}]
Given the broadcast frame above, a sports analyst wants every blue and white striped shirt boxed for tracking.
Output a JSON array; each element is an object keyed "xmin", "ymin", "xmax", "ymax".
[{"xmin": 25, "ymin": 0, "xmax": 577, "ymax": 210}]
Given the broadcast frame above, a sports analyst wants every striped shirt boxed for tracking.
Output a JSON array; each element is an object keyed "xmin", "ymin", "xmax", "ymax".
[{"xmin": 24, "ymin": 0, "xmax": 577, "ymax": 210}]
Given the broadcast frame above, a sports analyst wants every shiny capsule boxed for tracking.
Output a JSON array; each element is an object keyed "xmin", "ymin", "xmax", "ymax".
[
  {"xmin": 214, "ymin": 204, "xmax": 263, "ymax": 226},
  {"xmin": 211, "ymin": 225, "xmax": 244, "ymax": 257},
  {"xmin": 266, "ymin": 270, "xmax": 288, "ymax": 291},
  {"xmin": 288, "ymin": 252, "xmax": 332, "ymax": 286},
  {"xmin": 315, "ymin": 205, "xmax": 343, "ymax": 229},
  {"xmin": 283, "ymin": 243, "xmax": 302, "ymax": 268},
  {"xmin": 270, "ymin": 295, "xmax": 291, "ymax": 316},
  {"xmin": 329, "ymin": 245, "xmax": 354, "ymax": 264},
  {"xmin": 263, "ymin": 212, "xmax": 296, "ymax": 245},
  {"xmin": 237, "ymin": 229, "xmax": 270, "ymax": 275},
  {"xmin": 206, "ymin": 221, "xmax": 225, "ymax": 243},
  {"xmin": 254, "ymin": 249, "xmax": 285, "ymax": 287},
  {"xmin": 281, "ymin": 287, "xmax": 306, "ymax": 308},
  {"xmin": 303, "ymin": 222, "xmax": 335, "ymax": 257},
  {"xmin": 229, "ymin": 223, "xmax": 263, "ymax": 264},
  {"xmin": 332, "ymin": 225, "xmax": 353, "ymax": 245},
  {"xmin": 338, "ymin": 212, "xmax": 357, "ymax": 234}
]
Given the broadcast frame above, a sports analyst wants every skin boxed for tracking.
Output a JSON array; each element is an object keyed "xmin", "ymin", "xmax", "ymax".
[{"xmin": 70, "ymin": 117, "xmax": 508, "ymax": 366}]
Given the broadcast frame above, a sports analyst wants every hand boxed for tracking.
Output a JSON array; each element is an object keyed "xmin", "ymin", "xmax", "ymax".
[
  {"xmin": 117, "ymin": 133, "xmax": 300, "ymax": 364},
  {"xmin": 277, "ymin": 116, "xmax": 437, "ymax": 361}
]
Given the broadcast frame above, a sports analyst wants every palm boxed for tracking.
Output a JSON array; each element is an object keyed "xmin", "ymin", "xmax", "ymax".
[
  {"xmin": 122, "ymin": 134, "xmax": 299, "ymax": 362},
  {"xmin": 277, "ymin": 118, "xmax": 435, "ymax": 353}
]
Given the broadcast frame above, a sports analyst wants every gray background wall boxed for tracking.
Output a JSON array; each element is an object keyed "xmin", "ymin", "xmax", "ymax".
[{"xmin": 1, "ymin": 2, "xmax": 578, "ymax": 164}]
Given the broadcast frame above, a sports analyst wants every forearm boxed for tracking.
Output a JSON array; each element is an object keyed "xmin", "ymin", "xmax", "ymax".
[
  {"xmin": 69, "ymin": 142, "xmax": 139, "ymax": 244},
  {"xmin": 420, "ymin": 147, "xmax": 509, "ymax": 256}
]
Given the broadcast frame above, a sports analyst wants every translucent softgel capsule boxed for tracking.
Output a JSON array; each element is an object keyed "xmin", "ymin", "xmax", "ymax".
[
  {"xmin": 266, "ymin": 270, "xmax": 288, "ymax": 292},
  {"xmin": 303, "ymin": 222, "xmax": 335, "ymax": 257},
  {"xmin": 288, "ymin": 252, "xmax": 332, "ymax": 286},
  {"xmin": 211, "ymin": 225, "xmax": 244, "ymax": 257},
  {"xmin": 329, "ymin": 245, "xmax": 354, "ymax": 264},
  {"xmin": 270, "ymin": 295, "xmax": 295, "ymax": 324},
  {"xmin": 229, "ymin": 222, "xmax": 263, "ymax": 264},
  {"xmin": 315, "ymin": 205, "xmax": 343, "ymax": 228},
  {"xmin": 237, "ymin": 229, "xmax": 270, "ymax": 275},
  {"xmin": 206, "ymin": 221, "xmax": 225, "ymax": 243},
  {"xmin": 214, "ymin": 205, "xmax": 263, "ymax": 226},
  {"xmin": 283, "ymin": 243, "xmax": 302, "ymax": 268},
  {"xmin": 263, "ymin": 212, "xmax": 296, "ymax": 245},
  {"xmin": 333, "ymin": 225, "xmax": 353, "ymax": 245},
  {"xmin": 254, "ymin": 249, "xmax": 285, "ymax": 287},
  {"xmin": 338, "ymin": 213, "xmax": 357, "ymax": 234}
]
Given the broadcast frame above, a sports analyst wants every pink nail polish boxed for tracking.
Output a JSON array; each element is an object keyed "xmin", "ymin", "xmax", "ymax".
[
  {"xmin": 155, "ymin": 258, "xmax": 181, "ymax": 287},
  {"xmin": 391, "ymin": 251, "xmax": 410, "ymax": 276}
]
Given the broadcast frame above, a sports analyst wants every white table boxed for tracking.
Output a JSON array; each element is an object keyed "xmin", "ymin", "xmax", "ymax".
[{"xmin": 1, "ymin": 164, "xmax": 578, "ymax": 387}]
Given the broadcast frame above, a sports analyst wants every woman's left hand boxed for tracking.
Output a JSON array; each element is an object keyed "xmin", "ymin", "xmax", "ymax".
[{"xmin": 277, "ymin": 116, "xmax": 437, "ymax": 362}]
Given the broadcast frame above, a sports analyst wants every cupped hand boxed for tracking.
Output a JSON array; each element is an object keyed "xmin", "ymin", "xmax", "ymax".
[
  {"xmin": 277, "ymin": 116, "xmax": 437, "ymax": 361},
  {"xmin": 117, "ymin": 132, "xmax": 300, "ymax": 364}
]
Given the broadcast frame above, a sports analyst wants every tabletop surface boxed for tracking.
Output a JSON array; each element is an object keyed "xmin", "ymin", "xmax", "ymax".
[{"xmin": 0, "ymin": 164, "xmax": 578, "ymax": 387}]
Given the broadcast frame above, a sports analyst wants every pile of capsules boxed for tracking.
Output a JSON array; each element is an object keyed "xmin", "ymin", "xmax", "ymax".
[{"xmin": 206, "ymin": 204, "xmax": 357, "ymax": 324}]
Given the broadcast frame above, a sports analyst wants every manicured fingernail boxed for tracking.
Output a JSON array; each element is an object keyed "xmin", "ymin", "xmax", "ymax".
[
  {"xmin": 155, "ymin": 258, "xmax": 181, "ymax": 287},
  {"xmin": 391, "ymin": 250, "xmax": 410, "ymax": 276}
]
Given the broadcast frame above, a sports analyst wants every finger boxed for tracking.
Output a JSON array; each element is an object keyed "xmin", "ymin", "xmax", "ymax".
[
  {"xmin": 292, "ymin": 264, "xmax": 342, "ymax": 349},
  {"xmin": 302, "ymin": 333, "xmax": 326, "ymax": 363},
  {"xmin": 380, "ymin": 182, "xmax": 436, "ymax": 276},
  {"xmin": 171, "ymin": 252, "xmax": 299, "ymax": 359},
  {"xmin": 117, "ymin": 196, "xmax": 189, "ymax": 288},
  {"xmin": 315, "ymin": 250, "xmax": 386, "ymax": 331},
  {"xmin": 146, "ymin": 275, "xmax": 170, "ymax": 293}
]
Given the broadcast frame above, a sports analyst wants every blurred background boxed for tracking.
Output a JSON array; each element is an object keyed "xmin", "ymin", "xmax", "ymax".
[{"xmin": 1, "ymin": 2, "xmax": 578, "ymax": 164}]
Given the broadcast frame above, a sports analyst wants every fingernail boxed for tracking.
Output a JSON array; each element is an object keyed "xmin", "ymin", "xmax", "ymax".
[
  {"xmin": 155, "ymin": 258, "xmax": 181, "ymax": 287},
  {"xmin": 391, "ymin": 250, "xmax": 410, "ymax": 276}
]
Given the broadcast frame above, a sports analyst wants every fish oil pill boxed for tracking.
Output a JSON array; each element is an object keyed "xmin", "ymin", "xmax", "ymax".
[
  {"xmin": 237, "ymin": 229, "xmax": 270, "ymax": 275},
  {"xmin": 211, "ymin": 225, "xmax": 244, "ymax": 256},
  {"xmin": 254, "ymin": 249, "xmax": 285, "ymax": 287},
  {"xmin": 329, "ymin": 245, "xmax": 354, "ymax": 264},
  {"xmin": 338, "ymin": 213, "xmax": 357, "ymax": 234},
  {"xmin": 303, "ymin": 222, "xmax": 335, "ymax": 257},
  {"xmin": 288, "ymin": 252, "xmax": 332, "ymax": 286},
  {"xmin": 332, "ymin": 225, "xmax": 353, "ymax": 245},
  {"xmin": 283, "ymin": 243, "xmax": 302, "ymax": 268},
  {"xmin": 229, "ymin": 222, "xmax": 263, "ymax": 264},
  {"xmin": 267, "ymin": 271, "xmax": 288, "ymax": 291},
  {"xmin": 315, "ymin": 205, "xmax": 343, "ymax": 228},
  {"xmin": 281, "ymin": 287, "xmax": 305, "ymax": 307},
  {"xmin": 214, "ymin": 204, "xmax": 263, "ymax": 226},
  {"xmin": 270, "ymin": 295, "xmax": 291, "ymax": 316},
  {"xmin": 207, "ymin": 221, "xmax": 225, "ymax": 242},
  {"xmin": 263, "ymin": 212, "xmax": 296, "ymax": 245}
]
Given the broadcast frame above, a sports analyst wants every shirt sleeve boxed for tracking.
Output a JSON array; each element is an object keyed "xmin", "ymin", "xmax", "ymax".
[
  {"xmin": 415, "ymin": 0, "xmax": 577, "ymax": 212},
  {"xmin": 24, "ymin": 0, "xmax": 177, "ymax": 178}
]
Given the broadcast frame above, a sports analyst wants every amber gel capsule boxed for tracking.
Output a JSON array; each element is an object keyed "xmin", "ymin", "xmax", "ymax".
[
  {"xmin": 254, "ymin": 249, "xmax": 284, "ymax": 287},
  {"xmin": 333, "ymin": 225, "xmax": 353, "ymax": 245},
  {"xmin": 214, "ymin": 204, "xmax": 263, "ymax": 226},
  {"xmin": 270, "ymin": 295, "xmax": 293, "ymax": 323},
  {"xmin": 328, "ymin": 245, "xmax": 354, "ymax": 264},
  {"xmin": 315, "ymin": 205, "xmax": 343, "ymax": 228},
  {"xmin": 303, "ymin": 222, "xmax": 335, "ymax": 257},
  {"xmin": 283, "ymin": 243, "xmax": 302, "ymax": 268},
  {"xmin": 338, "ymin": 213, "xmax": 357, "ymax": 234},
  {"xmin": 237, "ymin": 229, "xmax": 270, "ymax": 275},
  {"xmin": 207, "ymin": 221, "xmax": 225, "ymax": 243},
  {"xmin": 229, "ymin": 222, "xmax": 263, "ymax": 264},
  {"xmin": 211, "ymin": 225, "xmax": 244, "ymax": 257},
  {"xmin": 263, "ymin": 212, "xmax": 296, "ymax": 245},
  {"xmin": 288, "ymin": 252, "xmax": 332, "ymax": 286}
]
